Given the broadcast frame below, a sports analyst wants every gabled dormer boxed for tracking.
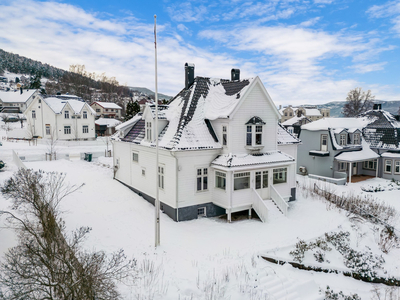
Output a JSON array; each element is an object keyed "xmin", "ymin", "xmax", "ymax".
[
  {"xmin": 245, "ymin": 116, "xmax": 265, "ymax": 151},
  {"xmin": 333, "ymin": 128, "xmax": 348, "ymax": 146},
  {"xmin": 348, "ymin": 128, "xmax": 362, "ymax": 145},
  {"xmin": 142, "ymin": 104, "xmax": 168, "ymax": 143}
]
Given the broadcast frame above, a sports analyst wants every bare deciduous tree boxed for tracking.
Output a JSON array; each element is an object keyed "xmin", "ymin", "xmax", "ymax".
[
  {"xmin": 342, "ymin": 87, "xmax": 375, "ymax": 117},
  {"xmin": 0, "ymin": 169, "xmax": 135, "ymax": 299}
]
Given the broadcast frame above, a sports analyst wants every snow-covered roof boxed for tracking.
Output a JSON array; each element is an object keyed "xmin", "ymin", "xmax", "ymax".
[
  {"xmin": 301, "ymin": 117, "xmax": 369, "ymax": 131},
  {"xmin": 212, "ymin": 151, "xmax": 295, "ymax": 168},
  {"xmin": 44, "ymin": 97, "xmax": 95, "ymax": 115},
  {"xmin": 381, "ymin": 152, "xmax": 400, "ymax": 158},
  {"xmin": 95, "ymin": 118, "xmax": 122, "ymax": 127},
  {"xmin": 277, "ymin": 124, "xmax": 300, "ymax": 145},
  {"xmin": 281, "ymin": 116, "xmax": 305, "ymax": 126},
  {"xmin": 334, "ymin": 141, "xmax": 379, "ymax": 162},
  {"xmin": 305, "ymin": 108, "xmax": 321, "ymax": 116},
  {"xmin": 0, "ymin": 89, "xmax": 37, "ymax": 103},
  {"xmin": 115, "ymin": 114, "xmax": 141, "ymax": 131},
  {"xmin": 92, "ymin": 101, "xmax": 122, "ymax": 110}
]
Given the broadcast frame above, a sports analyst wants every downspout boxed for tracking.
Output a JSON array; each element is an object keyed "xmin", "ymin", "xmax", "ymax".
[
  {"xmin": 170, "ymin": 151, "xmax": 179, "ymax": 221},
  {"xmin": 40, "ymin": 97, "xmax": 44, "ymax": 137}
]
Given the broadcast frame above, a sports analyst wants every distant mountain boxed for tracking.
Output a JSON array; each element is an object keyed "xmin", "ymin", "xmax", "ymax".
[
  {"xmin": 315, "ymin": 100, "xmax": 400, "ymax": 118},
  {"xmin": 129, "ymin": 86, "xmax": 172, "ymax": 100}
]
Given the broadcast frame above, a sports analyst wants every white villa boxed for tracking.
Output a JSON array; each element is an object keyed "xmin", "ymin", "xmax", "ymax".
[
  {"xmin": 25, "ymin": 95, "xmax": 96, "ymax": 140},
  {"xmin": 112, "ymin": 64, "xmax": 299, "ymax": 222}
]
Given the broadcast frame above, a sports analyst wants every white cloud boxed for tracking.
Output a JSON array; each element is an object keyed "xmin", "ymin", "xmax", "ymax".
[
  {"xmin": 166, "ymin": 3, "xmax": 208, "ymax": 22},
  {"xmin": 351, "ymin": 62, "xmax": 387, "ymax": 74},
  {"xmin": 299, "ymin": 17, "xmax": 321, "ymax": 27},
  {"xmin": 367, "ymin": 1, "xmax": 400, "ymax": 35}
]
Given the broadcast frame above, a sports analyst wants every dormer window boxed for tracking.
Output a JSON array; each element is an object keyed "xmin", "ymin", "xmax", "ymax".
[
  {"xmin": 339, "ymin": 134, "xmax": 346, "ymax": 146},
  {"xmin": 245, "ymin": 116, "xmax": 265, "ymax": 148},
  {"xmin": 222, "ymin": 126, "xmax": 227, "ymax": 146},
  {"xmin": 83, "ymin": 111, "xmax": 87, "ymax": 119},
  {"xmin": 146, "ymin": 121, "xmax": 152, "ymax": 141},
  {"xmin": 64, "ymin": 110, "xmax": 69, "ymax": 119},
  {"xmin": 354, "ymin": 133, "xmax": 360, "ymax": 144}
]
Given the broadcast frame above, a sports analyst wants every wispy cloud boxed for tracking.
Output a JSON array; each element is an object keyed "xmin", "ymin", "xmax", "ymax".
[
  {"xmin": 367, "ymin": 1, "xmax": 400, "ymax": 35},
  {"xmin": 351, "ymin": 62, "xmax": 387, "ymax": 74}
]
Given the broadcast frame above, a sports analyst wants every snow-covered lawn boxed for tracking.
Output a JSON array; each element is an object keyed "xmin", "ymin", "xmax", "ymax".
[{"xmin": 1, "ymin": 136, "xmax": 400, "ymax": 298}]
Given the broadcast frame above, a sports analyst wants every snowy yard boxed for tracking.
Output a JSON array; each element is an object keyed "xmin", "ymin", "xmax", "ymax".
[{"xmin": 1, "ymin": 132, "xmax": 400, "ymax": 298}]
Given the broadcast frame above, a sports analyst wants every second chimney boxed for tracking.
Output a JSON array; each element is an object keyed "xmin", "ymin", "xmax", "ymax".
[
  {"xmin": 231, "ymin": 68, "xmax": 240, "ymax": 81},
  {"xmin": 185, "ymin": 63, "xmax": 195, "ymax": 89}
]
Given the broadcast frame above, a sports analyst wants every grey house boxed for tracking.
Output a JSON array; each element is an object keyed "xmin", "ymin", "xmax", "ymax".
[{"xmin": 298, "ymin": 106, "xmax": 400, "ymax": 183}]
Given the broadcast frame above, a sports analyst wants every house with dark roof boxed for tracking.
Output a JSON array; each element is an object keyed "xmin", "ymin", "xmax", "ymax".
[
  {"xmin": 112, "ymin": 64, "xmax": 299, "ymax": 222},
  {"xmin": 297, "ymin": 105, "xmax": 400, "ymax": 183}
]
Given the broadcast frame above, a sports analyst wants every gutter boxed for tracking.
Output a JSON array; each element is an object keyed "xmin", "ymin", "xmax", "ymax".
[{"xmin": 170, "ymin": 151, "xmax": 179, "ymax": 222}]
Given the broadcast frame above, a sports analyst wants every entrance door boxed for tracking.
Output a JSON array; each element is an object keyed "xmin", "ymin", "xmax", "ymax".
[
  {"xmin": 352, "ymin": 163, "xmax": 357, "ymax": 175},
  {"xmin": 255, "ymin": 170, "xmax": 270, "ymax": 199}
]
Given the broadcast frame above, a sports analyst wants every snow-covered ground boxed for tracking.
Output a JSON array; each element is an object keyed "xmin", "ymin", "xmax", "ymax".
[{"xmin": 1, "ymin": 123, "xmax": 400, "ymax": 299}]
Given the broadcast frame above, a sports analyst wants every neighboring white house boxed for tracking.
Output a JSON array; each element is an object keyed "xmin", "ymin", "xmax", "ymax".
[
  {"xmin": 112, "ymin": 64, "xmax": 298, "ymax": 222},
  {"xmin": 95, "ymin": 118, "xmax": 122, "ymax": 136},
  {"xmin": 0, "ymin": 89, "xmax": 39, "ymax": 113},
  {"xmin": 24, "ymin": 95, "xmax": 96, "ymax": 140},
  {"xmin": 90, "ymin": 101, "xmax": 122, "ymax": 119}
]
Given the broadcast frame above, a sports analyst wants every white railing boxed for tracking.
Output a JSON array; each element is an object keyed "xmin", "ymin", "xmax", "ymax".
[
  {"xmin": 252, "ymin": 188, "xmax": 269, "ymax": 223},
  {"xmin": 12, "ymin": 150, "xmax": 27, "ymax": 169},
  {"xmin": 270, "ymin": 185, "xmax": 289, "ymax": 216}
]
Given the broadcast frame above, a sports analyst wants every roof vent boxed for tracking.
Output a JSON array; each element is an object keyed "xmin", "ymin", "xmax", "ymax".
[
  {"xmin": 231, "ymin": 68, "xmax": 240, "ymax": 81},
  {"xmin": 185, "ymin": 63, "xmax": 195, "ymax": 89}
]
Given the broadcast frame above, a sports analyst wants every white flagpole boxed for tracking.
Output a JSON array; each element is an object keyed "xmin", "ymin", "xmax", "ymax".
[{"xmin": 154, "ymin": 15, "xmax": 160, "ymax": 247}]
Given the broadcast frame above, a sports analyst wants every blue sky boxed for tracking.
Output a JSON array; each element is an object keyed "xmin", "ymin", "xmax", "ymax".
[{"xmin": 0, "ymin": 0, "xmax": 399, "ymax": 106}]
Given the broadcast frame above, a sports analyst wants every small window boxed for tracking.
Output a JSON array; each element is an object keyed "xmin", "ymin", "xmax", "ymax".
[
  {"xmin": 255, "ymin": 126, "xmax": 262, "ymax": 145},
  {"xmin": 64, "ymin": 110, "xmax": 69, "ymax": 119},
  {"xmin": 234, "ymin": 172, "xmax": 250, "ymax": 190},
  {"xmin": 246, "ymin": 126, "xmax": 252, "ymax": 146},
  {"xmin": 395, "ymin": 161, "xmax": 400, "ymax": 174},
  {"xmin": 146, "ymin": 122, "xmax": 152, "ymax": 141},
  {"xmin": 222, "ymin": 126, "xmax": 227, "ymax": 146},
  {"xmin": 321, "ymin": 134, "xmax": 328, "ymax": 151},
  {"xmin": 363, "ymin": 160, "xmax": 377, "ymax": 170},
  {"xmin": 82, "ymin": 125, "xmax": 88, "ymax": 133},
  {"xmin": 197, "ymin": 207, "xmax": 206, "ymax": 218},
  {"xmin": 353, "ymin": 133, "xmax": 360, "ymax": 145},
  {"xmin": 142, "ymin": 168, "xmax": 146, "ymax": 176},
  {"xmin": 284, "ymin": 112, "xmax": 287, "ymax": 116},
  {"xmin": 64, "ymin": 126, "xmax": 71, "ymax": 134},
  {"xmin": 158, "ymin": 165, "xmax": 164, "ymax": 189},
  {"xmin": 339, "ymin": 134, "xmax": 346, "ymax": 146},
  {"xmin": 339, "ymin": 162, "xmax": 347, "ymax": 171},
  {"xmin": 32, "ymin": 110, "xmax": 36, "ymax": 119},
  {"xmin": 215, "ymin": 171, "xmax": 226, "ymax": 190},
  {"xmin": 273, "ymin": 168, "xmax": 287, "ymax": 184},
  {"xmin": 196, "ymin": 168, "xmax": 208, "ymax": 191},
  {"xmin": 106, "ymin": 109, "xmax": 109, "ymax": 112},
  {"xmin": 83, "ymin": 111, "xmax": 87, "ymax": 119},
  {"xmin": 45, "ymin": 124, "xmax": 50, "ymax": 135},
  {"xmin": 289, "ymin": 112, "xmax": 292, "ymax": 116},
  {"xmin": 96, "ymin": 108, "xmax": 101, "ymax": 112},
  {"xmin": 132, "ymin": 152, "xmax": 139, "ymax": 162},
  {"xmin": 385, "ymin": 160, "xmax": 392, "ymax": 173}
]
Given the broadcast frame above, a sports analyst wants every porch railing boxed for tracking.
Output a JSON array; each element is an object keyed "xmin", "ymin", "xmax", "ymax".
[
  {"xmin": 252, "ymin": 188, "xmax": 269, "ymax": 223},
  {"xmin": 270, "ymin": 185, "xmax": 288, "ymax": 216}
]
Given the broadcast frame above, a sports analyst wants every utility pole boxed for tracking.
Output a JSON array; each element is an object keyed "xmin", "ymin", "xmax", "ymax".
[{"xmin": 154, "ymin": 14, "xmax": 160, "ymax": 247}]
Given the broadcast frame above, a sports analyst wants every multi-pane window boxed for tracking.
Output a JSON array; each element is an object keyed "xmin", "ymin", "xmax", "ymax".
[
  {"xmin": 255, "ymin": 171, "xmax": 268, "ymax": 189},
  {"xmin": 64, "ymin": 126, "xmax": 71, "ymax": 134},
  {"xmin": 363, "ymin": 160, "xmax": 377, "ymax": 170},
  {"xmin": 246, "ymin": 126, "xmax": 252, "ymax": 146},
  {"xmin": 339, "ymin": 134, "xmax": 346, "ymax": 146},
  {"xmin": 385, "ymin": 160, "xmax": 392, "ymax": 173},
  {"xmin": 321, "ymin": 134, "xmax": 328, "ymax": 151},
  {"xmin": 222, "ymin": 126, "xmax": 227, "ymax": 146},
  {"xmin": 395, "ymin": 161, "xmax": 400, "ymax": 174},
  {"xmin": 82, "ymin": 125, "xmax": 88, "ymax": 133},
  {"xmin": 158, "ymin": 166, "xmax": 164, "ymax": 189},
  {"xmin": 83, "ymin": 111, "xmax": 87, "ymax": 119},
  {"xmin": 215, "ymin": 171, "xmax": 226, "ymax": 190},
  {"xmin": 234, "ymin": 172, "xmax": 250, "ymax": 190},
  {"xmin": 339, "ymin": 162, "xmax": 346, "ymax": 171},
  {"xmin": 196, "ymin": 168, "xmax": 208, "ymax": 191},
  {"xmin": 132, "ymin": 152, "xmax": 139, "ymax": 162},
  {"xmin": 273, "ymin": 168, "xmax": 287, "ymax": 184},
  {"xmin": 45, "ymin": 125, "xmax": 50, "ymax": 135},
  {"xmin": 198, "ymin": 207, "xmax": 206, "ymax": 217},
  {"xmin": 146, "ymin": 122, "xmax": 152, "ymax": 141},
  {"xmin": 64, "ymin": 110, "xmax": 69, "ymax": 119},
  {"xmin": 96, "ymin": 108, "xmax": 101, "ymax": 112},
  {"xmin": 354, "ymin": 133, "xmax": 360, "ymax": 145},
  {"xmin": 32, "ymin": 110, "xmax": 36, "ymax": 119},
  {"xmin": 255, "ymin": 126, "xmax": 262, "ymax": 145}
]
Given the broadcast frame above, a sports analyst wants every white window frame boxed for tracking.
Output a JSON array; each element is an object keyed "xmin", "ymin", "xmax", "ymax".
[
  {"xmin": 339, "ymin": 162, "xmax": 346, "ymax": 171},
  {"xmin": 197, "ymin": 207, "xmax": 206, "ymax": 218},
  {"xmin": 158, "ymin": 165, "xmax": 164, "ymax": 189},
  {"xmin": 234, "ymin": 172, "xmax": 250, "ymax": 190},
  {"xmin": 395, "ymin": 161, "xmax": 400, "ymax": 174},
  {"xmin": 363, "ymin": 159, "xmax": 377, "ymax": 170},
  {"xmin": 64, "ymin": 110, "xmax": 69, "ymax": 119},
  {"xmin": 246, "ymin": 125, "xmax": 263, "ymax": 147},
  {"xmin": 82, "ymin": 125, "xmax": 89, "ymax": 134},
  {"xmin": 385, "ymin": 159, "xmax": 392, "ymax": 174},
  {"xmin": 196, "ymin": 168, "xmax": 208, "ymax": 192},
  {"xmin": 255, "ymin": 171, "xmax": 268, "ymax": 189},
  {"xmin": 353, "ymin": 133, "xmax": 360, "ymax": 145},
  {"xmin": 273, "ymin": 168, "xmax": 287, "ymax": 184},
  {"xmin": 222, "ymin": 125, "xmax": 227, "ymax": 146},
  {"xmin": 32, "ymin": 110, "xmax": 36, "ymax": 119},
  {"xmin": 215, "ymin": 171, "xmax": 226, "ymax": 190},
  {"xmin": 64, "ymin": 126, "xmax": 71, "ymax": 135},
  {"xmin": 45, "ymin": 124, "xmax": 50, "ymax": 135},
  {"xmin": 321, "ymin": 134, "xmax": 328, "ymax": 151},
  {"xmin": 339, "ymin": 134, "xmax": 346, "ymax": 146},
  {"xmin": 146, "ymin": 121, "xmax": 152, "ymax": 142},
  {"xmin": 132, "ymin": 151, "xmax": 139, "ymax": 163},
  {"xmin": 83, "ymin": 111, "xmax": 87, "ymax": 119}
]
